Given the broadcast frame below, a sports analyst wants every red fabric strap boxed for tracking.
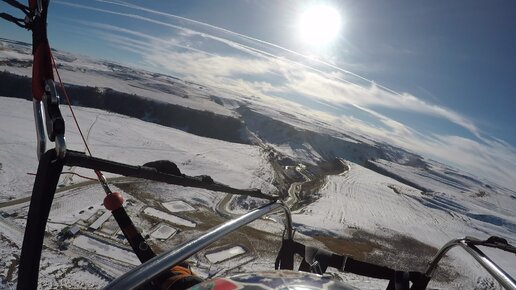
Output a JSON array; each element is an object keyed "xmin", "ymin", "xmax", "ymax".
[
  {"xmin": 32, "ymin": 41, "xmax": 53, "ymax": 100},
  {"xmin": 29, "ymin": 0, "xmax": 54, "ymax": 100}
]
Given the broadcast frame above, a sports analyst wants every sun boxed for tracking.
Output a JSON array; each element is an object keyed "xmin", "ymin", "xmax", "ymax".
[{"xmin": 297, "ymin": 5, "xmax": 342, "ymax": 45}]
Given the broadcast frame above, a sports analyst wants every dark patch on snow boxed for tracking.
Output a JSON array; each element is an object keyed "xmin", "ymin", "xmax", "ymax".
[
  {"xmin": 422, "ymin": 196, "xmax": 468, "ymax": 212},
  {"xmin": 365, "ymin": 160, "xmax": 429, "ymax": 192},
  {"xmin": 409, "ymin": 194, "xmax": 516, "ymax": 233},
  {"xmin": 210, "ymin": 95, "xmax": 224, "ymax": 105},
  {"xmin": 466, "ymin": 213, "xmax": 516, "ymax": 233}
]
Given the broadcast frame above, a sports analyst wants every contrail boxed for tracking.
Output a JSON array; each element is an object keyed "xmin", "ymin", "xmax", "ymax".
[
  {"xmin": 54, "ymin": 1, "xmax": 361, "ymax": 87},
  {"xmin": 54, "ymin": 0, "xmax": 482, "ymax": 140},
  {"xmin": 92, "ymin": 0, "xmax": 402, "ymax": 95}
]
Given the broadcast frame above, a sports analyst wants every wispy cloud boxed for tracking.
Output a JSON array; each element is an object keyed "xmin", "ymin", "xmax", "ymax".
[
  {"xmin": 59, "ymin": 1, "xmax": 480, "ymax": 136},
  {"xmin": 54, "ymin": 0, "xmax": 516, "ymax": 190}
]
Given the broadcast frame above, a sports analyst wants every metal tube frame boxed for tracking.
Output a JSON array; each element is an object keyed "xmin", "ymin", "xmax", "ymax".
[
  {"xmin": 425, "ymin": 238, "xmax": 516, "ymax": 290},
  {"xmin": 103, "ymin": 201, "xmax": 292, "ymax": 290}
]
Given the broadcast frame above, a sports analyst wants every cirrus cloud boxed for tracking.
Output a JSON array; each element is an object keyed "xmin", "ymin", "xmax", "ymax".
[{"xmin": 54, "ymin": 0, "xmax": 516, "ymax": 191}]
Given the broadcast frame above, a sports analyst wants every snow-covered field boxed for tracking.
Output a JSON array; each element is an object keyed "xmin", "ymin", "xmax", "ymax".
[
  {"xmin": 294, "ymin": 162, "xmax": 515, "ymax": 248},
  {"xmin": 293, "ymin": 162, "xmax": 515, "ymax": 280},
  {"xmin": 206, "ymin": 246, "xmax": 246, "ymax": 263},
  {"xmin": 1, "ymin": 96, "xmax": 514, "ymax": 289},
  {"xmin": 150, "ymin": 224, "xmax": 177, "ymax": 240},
  {"xmin": 162, "ymin": 200, "xmax": 195, "ymax": 212},
  {"xmin": 0, "ymin": 97, "xmax": 275, "ymax": 203},
  {"xmin": 143, "ymin": 207, "xmax": 196, "ymax": 227},
  {"xmin": 73, "ymin": 235, "xmax": 140, "ymax": 266}
]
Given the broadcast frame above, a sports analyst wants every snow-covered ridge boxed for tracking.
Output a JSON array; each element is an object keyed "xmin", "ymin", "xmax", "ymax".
[
  {"xmin": 0, "ymin": 38, "xmax": 234, "ymax": 116},
  {"xmin": 1, "ymin": 38, "xmax": 513, "ymax": 200}
]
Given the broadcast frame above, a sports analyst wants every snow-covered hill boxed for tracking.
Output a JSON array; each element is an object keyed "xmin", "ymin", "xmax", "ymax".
[
  {"xmin": 0, "ymin": 97, "xmax": 275, "ymax": 202},
  {"xmin": 293, "ymin": 162, "xmax": 515, "ymax": 283},
  {"xmin": 2, "ymin": 37, "xmax": 511, "ymax": 200},
  {"xmin": 1, "ymin": 37, "xmax": 515, "ymax": 289},
  {"xmin": 0, "ymin": 96, "xmax": 278, "ymax": 288}
]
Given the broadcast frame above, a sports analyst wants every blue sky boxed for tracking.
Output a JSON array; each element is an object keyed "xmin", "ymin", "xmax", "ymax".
[{"xmin": 1, "ymin": 0, "xmax": 516, "ymax": 189}]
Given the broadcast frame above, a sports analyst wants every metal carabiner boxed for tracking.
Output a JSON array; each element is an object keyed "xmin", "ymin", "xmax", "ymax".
[
  {"xmin": 33, "ymin": 79, "xmax": 66, "ymax": 160},
  {"xmin": 33, "ymin": 98, "xmax": 46, "ymax": 160},
  {"xmin": 44, "ymin": 80, "xmax": 66, "ymax": 159}
]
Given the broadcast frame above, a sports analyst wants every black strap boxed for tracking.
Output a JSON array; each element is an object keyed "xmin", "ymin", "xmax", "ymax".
[
  {"xmin": 2, "ymin": 0, "xmax": 29, "ymax": 14},
  {"xmin": 17, "ymin": 150, "xmax": 64, "ymax": 290},
  {"xmin": 0, "ymin": 12, "xmax": 28, "ymax": 28},
  {"xmin": 275, "ymin": 238, "xmax": 300, "ymax": 270},
  {"xmin": 466, "ymin": 236, "xmax": 516, "ymax": 254},
  {"xmin": 64, "ymin": 150, "xmax": 276, "ymax": 200},
  {"xmin": 112, "ymin": 207, "xmax": 156, "ymax": 262},
  {"xmin": 275, "ymin": 239, "xmax": 430, "ymax": 290},
  {"xmin": 0, "ymin": 0, "xmax": 31, "ymax": 28},
  {"xmin": 344, "ymin": 257, "xmax": 394, "ymax": 279}
]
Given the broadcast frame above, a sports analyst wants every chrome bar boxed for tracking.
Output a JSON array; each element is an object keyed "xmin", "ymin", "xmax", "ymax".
[
  {"xmin": 425, "ymin": 238, "xmax": 462, "ymax": 275},
  {"xmin": 103, "ymin": 201, "xmax": 293, "ymax": 290},
  {"xmin": 54, "ymin": 135, "xmax": 66, "ymax": 159},
  {"xmin": 44, "ymin": 80, "xmax": 59, "ymax": 141},
  {"xmin": 462, "ymin": 244, "xmax": 516, "ymax": 290},
  {"xmin": 426, "ymin": 238, "xmax": 516, "ymax": 290},
  {"xmin": 33, "ymin": 99, "xmax": 46, "ymax": 160},
  {"xmin": 280, "ymin": 201, "xmax": 293, "ymax": 240}
]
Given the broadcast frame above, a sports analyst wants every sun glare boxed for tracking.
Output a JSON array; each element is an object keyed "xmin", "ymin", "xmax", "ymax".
[{"xmin": 298, "ymin": 5, "xmax": 342, "ymax": 45}]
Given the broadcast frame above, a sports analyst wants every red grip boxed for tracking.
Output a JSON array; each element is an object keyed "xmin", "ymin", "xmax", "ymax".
[{"xmin": 32, "ymin": 41, "xmax": 53, "ymax": 101}]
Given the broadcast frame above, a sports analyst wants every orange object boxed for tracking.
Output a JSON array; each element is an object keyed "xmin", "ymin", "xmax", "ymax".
[
  {"xmin": 103, "ymin": 192, "xmax": 124, "ymax": 210},
  {"xmin": 160, "ymin": 265, "xmax": 200, "ymax": 290}
]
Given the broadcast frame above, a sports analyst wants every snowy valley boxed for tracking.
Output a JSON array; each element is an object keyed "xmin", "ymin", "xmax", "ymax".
[{"xmin": 1, "ymin": 38, "xmax": 515, "ymax": 289}]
